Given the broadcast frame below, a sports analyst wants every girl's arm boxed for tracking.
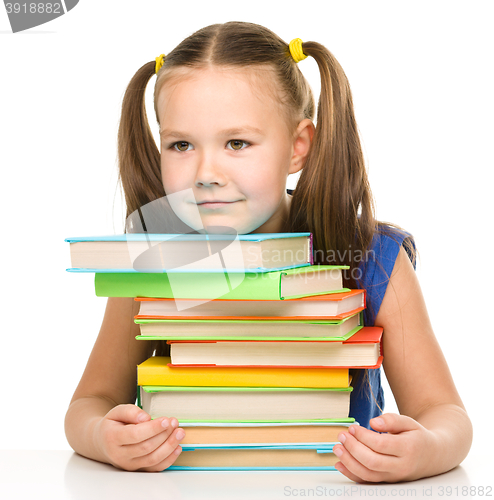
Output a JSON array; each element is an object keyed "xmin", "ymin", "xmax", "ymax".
[
  {"xmin": 64, "ymin": 297, "xmax": 185, "ymax": 471},
  {"xmin": 333, "ymin": 247, "xmax": 473, "ymax": 482}
]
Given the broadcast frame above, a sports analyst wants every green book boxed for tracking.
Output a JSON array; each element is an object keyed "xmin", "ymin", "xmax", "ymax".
[
  {"xmin": 95, "ymin": 265, "xmax": 350, "ymax": 300},
  {"xmin": 134, "ymin": 313, "xmax": 363, "ymax": 341}
]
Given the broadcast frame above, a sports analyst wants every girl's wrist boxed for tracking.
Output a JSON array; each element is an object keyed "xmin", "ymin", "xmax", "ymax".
[
  {"xmin": 413, "ymin": 427, "xmax": 441, "ymax": 480},
  {"xmin": 414, "ymin": 406, "xmax": 470, "ymax": 479},
  {"xmin": 89, "ymin": 415, "xmax": 111, "ymax": 465}
]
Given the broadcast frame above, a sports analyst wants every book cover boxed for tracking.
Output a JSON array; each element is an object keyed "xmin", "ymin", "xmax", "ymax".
[
  {"xmin": 176, "ymin": 421, "xmax": 356, "ymax": 445},
  {"xmin": 94, "ymin": 265, "xmax": 350, "ymax": 300},
  {"xmin": 134, "ymin": 312, "xmax": 363, "ymax": 340},
  {"xmin": 139, "ymin": 385, "xmax": 353, "ymax": 421},
  {"xmin": 168, "ymin": 444, "xmax": 339, "ymax": 470},
  {"xmin": 66, "ymin": 232, "xmax": 313, "ymax": 272},
  {"xmin": 165, "ymin": 327, "xmax": 383, "ymax": 368},
  {"xmin": 134, "ymin": 289, "xmax": 366, "ymax": 320},
  {"xmin": 95, "ymin": 266, "xmax": 349, "ymax": 300}
]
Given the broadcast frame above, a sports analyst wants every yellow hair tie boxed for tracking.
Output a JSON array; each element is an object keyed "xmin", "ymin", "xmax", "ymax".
[
  {"xmin": 289, "ymin": 38, "xmax": 307, "ymax": 63},
  {"xmin": 155, "ymin": 54, "xmax": 165, "ymax": 74}
]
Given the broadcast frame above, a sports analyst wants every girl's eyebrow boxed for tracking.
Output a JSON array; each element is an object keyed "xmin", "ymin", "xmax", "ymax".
[
  {"xmin": 159, "ymin": 126, "xmax": 264, "ymax": 139},
  {"xmin": 159, "ymin": 129, "xmax": 192, "ymax": 139},
  {"xmin": 219, "ymin": 126, "xmax": 264, "ymax": 136}
]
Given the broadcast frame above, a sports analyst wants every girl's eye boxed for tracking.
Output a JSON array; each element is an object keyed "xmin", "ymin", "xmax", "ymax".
[
  {"xmin": 227, "ymin": 140, "xmax": 249, "ymax": 151},
  {"xmin": 173, "ymin": 141, "xmax": 192, "ymax": 152}
]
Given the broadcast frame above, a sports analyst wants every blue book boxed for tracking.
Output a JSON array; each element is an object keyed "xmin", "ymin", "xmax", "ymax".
[{"xmin": 65, "ymin": 232, "xmax": 313, "ymax": 273}]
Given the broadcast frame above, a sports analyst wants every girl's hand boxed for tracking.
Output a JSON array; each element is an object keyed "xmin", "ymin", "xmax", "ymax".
[
  {"xmin": 333, "ymin": 413, "xmax": 436, "ymax": 483},
  {"xmin": 95, "ymin": 404, "xmax": 185, "ymax": 471}
]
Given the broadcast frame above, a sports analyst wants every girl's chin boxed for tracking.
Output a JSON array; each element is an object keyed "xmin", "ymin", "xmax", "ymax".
[{"xmin": 192, "ymin": 217, "xmax": 258, "ymax": 235}]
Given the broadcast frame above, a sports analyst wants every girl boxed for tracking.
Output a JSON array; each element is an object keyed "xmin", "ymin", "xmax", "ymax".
[{"xmin": 64, "ymin": 21, "xmax": 472, "ymax": 481}]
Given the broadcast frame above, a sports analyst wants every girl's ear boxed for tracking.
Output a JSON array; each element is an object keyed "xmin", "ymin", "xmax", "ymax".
[{"xmin": 289, "ymin": 118, "xmax": 315, "ymax": 174}]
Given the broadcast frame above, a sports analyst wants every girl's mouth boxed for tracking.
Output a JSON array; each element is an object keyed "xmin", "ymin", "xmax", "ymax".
[{"xmin": 197, "ymin": 201, "xmax": 238, "ymax": 209}]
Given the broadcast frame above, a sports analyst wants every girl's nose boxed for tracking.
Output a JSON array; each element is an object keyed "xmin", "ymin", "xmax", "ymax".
[{"xmin": 194, "ymin": 153, "xmax": 227, "ymax": 187}]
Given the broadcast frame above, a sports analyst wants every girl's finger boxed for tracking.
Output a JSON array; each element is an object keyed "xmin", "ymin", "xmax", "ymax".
[
  {"xmin": 119, "ymin": 417, "xmax": 178, "ymax": 445},
  {"xmin": 346, "ymin": 425, "xmax": 403, "ymax": 457},
  {"xmin": 370, "ymin": 414, "xmax": 421, "ymax": 434},
  {"xmin": 338, "ymin": 432, "xmax": 399, "ymax": 473},
  {"xmin": 123, "ymin": 421, "xmax": 182, "ymax": 459},
  {"xmin": 129, "ymin": 427, "xmax": 186, "ymax": 470},
  {"xmin": 333, "ymin": 435, "xmax": 400, "ymax": 481},
  {"xmin": 105, "ymin": 404, "xmax": 150, "ymax": 425},
  {"xmin": 335, "ymin": 461, "xmax": 366, "ymax": 483},
  {"xmin": 140, "ymin": 445, "xmax": 183, "ymax": 472},
  {"xmin": 333, "ymin": 443, "xmax": 382, "ymax": 482}
]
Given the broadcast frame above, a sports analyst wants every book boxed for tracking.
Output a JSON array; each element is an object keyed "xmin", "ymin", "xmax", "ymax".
[
  {"xmin": 166, "ymin": 327, "xmax": 383, "ymax": 368},
  {"xmin": 137, "ymin": 356, "xmax": 350, "ymax": 388},
  {"xmin": 178, "ymin": 421, "xmax": 354, "ymax": 445},
  {"xmin": 134, "ymin": 313, "xmax": 362, "ymax": 340},
  {"xmin": 66, "ymin": 229, "xmax": 363, "ymax": 472},
  {"xmin": 169, "ymin": 444, "xmax": 338, "ymax": 470},
  {"xmin": 94, "ymin": 265, "xmax": 349, "ymax": 300},
  {"xmin": 139, "ymin": 386, "xmax": 353, "ymax": 421},
  {"xmin": 134, "ymin": 289, "xmax": 365, "ymax": 320},
  {"xmin": 65, "ymin": 233, "xmax": 313, "ymax": 272}
]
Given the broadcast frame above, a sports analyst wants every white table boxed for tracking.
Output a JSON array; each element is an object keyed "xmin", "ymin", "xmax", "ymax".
[{"xmin": 0, "ymin": 449, "xmax": 492, "ymax": 500}]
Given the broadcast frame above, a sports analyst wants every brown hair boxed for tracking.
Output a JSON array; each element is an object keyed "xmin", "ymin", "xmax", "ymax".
[
  {"xmin": 118, "ymin": 20, "xmax": 415, "ymax": 285},
  {"xmin": 117, "ymin": 21, "xmax": 417, "ymax": 393}
]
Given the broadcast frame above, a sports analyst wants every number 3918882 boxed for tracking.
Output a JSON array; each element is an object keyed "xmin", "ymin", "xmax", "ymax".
[{"xmin": 5, "ymin": 3, "xmax": 62, "ymax": 14}]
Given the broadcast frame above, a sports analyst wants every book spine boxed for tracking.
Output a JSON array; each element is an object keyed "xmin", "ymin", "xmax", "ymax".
[{"xmin": 309, "ymin": 233, "xmax": 314, "ymax": 265}]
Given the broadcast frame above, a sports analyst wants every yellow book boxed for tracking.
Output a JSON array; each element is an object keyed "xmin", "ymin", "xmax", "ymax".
[{"xmin": 137, "ymin": 356, "xmax": 349, "ymax": 388}]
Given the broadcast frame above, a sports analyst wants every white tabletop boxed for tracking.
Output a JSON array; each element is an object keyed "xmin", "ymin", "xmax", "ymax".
[{"xmin": 0, "ymin": 449, "xmax": 492, "ymax": 500}]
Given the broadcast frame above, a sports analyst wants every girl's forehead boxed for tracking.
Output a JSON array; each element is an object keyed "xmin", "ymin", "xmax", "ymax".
[
  {"xmin": 155, "ymin": 64, "xmax": 280, "ymax": 100},
  {"xmin": 156, "ymin": 65, "xmax": 289, "ymax": 127}
]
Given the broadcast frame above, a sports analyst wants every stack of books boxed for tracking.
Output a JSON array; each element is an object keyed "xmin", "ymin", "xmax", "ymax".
[{"xmin": 66, "ymin": 232, "xmax": 383, "ymax": 471}]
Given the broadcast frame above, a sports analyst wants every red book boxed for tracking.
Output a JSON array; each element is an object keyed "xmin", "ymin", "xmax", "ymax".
[{"xmin": 167, "ymin": 326, "xmax": 383, "ymax": 369}]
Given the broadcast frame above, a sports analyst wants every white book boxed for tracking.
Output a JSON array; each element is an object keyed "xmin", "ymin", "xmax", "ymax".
[{"xmin": 140, "ymin": 386, "xmax": 352, "ymax": 421}]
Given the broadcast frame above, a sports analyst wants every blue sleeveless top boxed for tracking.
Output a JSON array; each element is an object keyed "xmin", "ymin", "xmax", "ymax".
[
  {"xmin": 350, "ymin": 226, "xmax": 415, "ymax": 428},
  {"xmin": 285, "ymin": 189, "xmax": 415, "ymax": 428}
]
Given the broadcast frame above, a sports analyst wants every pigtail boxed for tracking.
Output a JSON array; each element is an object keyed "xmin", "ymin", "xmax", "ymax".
[
  {"xmin": 289, "ymin": 42, "xmax": 375, "ymax": 286},
  {"xmin": 118, "ymin": 61, "xmax": 165, "ymax": 219}
]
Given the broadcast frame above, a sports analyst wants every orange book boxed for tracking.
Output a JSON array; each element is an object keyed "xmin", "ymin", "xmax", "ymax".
[
  {"xmin": 134, "ymin": 289, "xmax": 365, "ymax": 320},
  {"xmin": 179, "ymin": 422, "xmax": 354, "ymax": 445}
]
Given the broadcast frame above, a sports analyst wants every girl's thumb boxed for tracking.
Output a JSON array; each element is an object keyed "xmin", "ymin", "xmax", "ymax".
[
  {"xmin": 370, "ymin": 413, "xmax": 419, "ymax": 434},
  {"xmin": 107, "ymin": 404, "xmax": 151, "ymax": 424}
]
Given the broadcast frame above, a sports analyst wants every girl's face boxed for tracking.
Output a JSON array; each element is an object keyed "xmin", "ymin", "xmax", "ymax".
[{"xmin": 157, "ymin": 67, "xmax": 312, "ymax": 234}]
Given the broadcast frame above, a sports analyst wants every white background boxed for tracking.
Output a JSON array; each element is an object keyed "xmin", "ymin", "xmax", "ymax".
[{"xmin": 0, "ymin": 0, "xmax": 492, "ymax": 465}]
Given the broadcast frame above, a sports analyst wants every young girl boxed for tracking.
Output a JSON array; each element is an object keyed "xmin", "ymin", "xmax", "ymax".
[{"xmin": 64, "ymin": 21, "xmax": 472, "ymax": 481}]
